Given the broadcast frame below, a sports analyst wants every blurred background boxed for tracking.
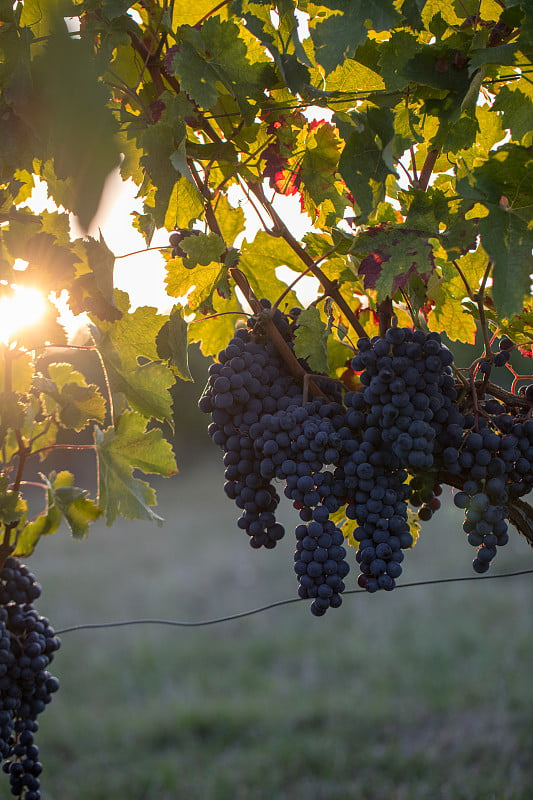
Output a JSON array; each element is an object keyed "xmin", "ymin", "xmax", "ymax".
[{"xmin": 27, "ymin": 345, "xmax": 533, "ymax": 800}]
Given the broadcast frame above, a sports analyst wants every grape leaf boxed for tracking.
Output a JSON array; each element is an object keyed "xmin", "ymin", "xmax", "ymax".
[
  {"xmin": 164, "ymin": 176, "xmax": 205, "ymax": 231},
  {"xmin": 189, "ymin": 293, "xmax": 247, "ymax": 358},
  {"xmin": 480, "ymin": 209, "xmax": 533, "ymax": 320},
  {"xmin": 457, "ymin": 144, "xmax": 533, "ymax": 318},
  {"xmin": 165, "ymin": 259, "xmax": 227, "ymax": 312},
  {"xmin": 426, "ymin": 264, "xmax": 477, "ymax": 343},
  {"xmin": 172, "ymin": 0, "xmax": 221, "ymax": 27},
  {"xmin": 354, "ymin": 226, "xmax": 436, "ymax": 300},
  {"xmin": 44, "ymin": 470, "xmax": 102, "ymax": 539},
  {"xmin": 310, "ymin": 0, "xmax": 401, "ymax": 73},
  {"xmin": 325, "ymin": 58, "xmax": 385, "ymax": 94},
  {"xmin": 171, "ymin": 18, "xmax": 272, "ymax": 119},
  {"xmin": 492, "ymin": 85, "xmax": 533, "ymax": 145},
  {"xmin": 214, "ymin": 194, "xmax": 246, "ymax": 245},
  {"xmin": 238, "ymin": 233, "xmax": 301, "ymax": 308},
  {"xmin": 378, "ymin": 31, "xmax": 421, "ymax": 92},
  {"xmin": 0, "ymin": 351, "xmax": 34, "ymax": 394},
  {"xmin": 42, "ymin": 363, "xmax": 106, "ymax": 431},
  {"xmin": 95, "ymin": 411, "xmax": 177, "ymax": 526},
  {"xmin": 12, "ymin": 507, "xmax": 62, "ymax": 558},
  {"xmin": 336, "ymin": 107, "xmax": 397, "ymax": 222},
  {"xmin": 180, "ymin": 232, "xmax": 226, "ymax": 267},
  {"xmin": 299, "ymin": 121, "xmax": 343, "ymax": 213},
  {"xmin": 141, "ymin": 120, "xmax": 188, "ymax": 229},
  {"xmin": 156, "ymin": 306, "xmax": 193, "ymax": 381},
  {"xmin": 94, "ymin": 293, "xmax": 175, "ymax": 421},
  {"xmin": 78, "ymin": 233, "xmax": 117, "ymax": 316},
  {"xmin": 31, "ymin": 29, "xmax": 120, "ymax": 229},
  {"xmin": 0, "ymin": 475, "xmax": 25, "ymax": 526},
  {"xmin": 293, "ymin": 306, "xmax": 329, "ymax": 374}
]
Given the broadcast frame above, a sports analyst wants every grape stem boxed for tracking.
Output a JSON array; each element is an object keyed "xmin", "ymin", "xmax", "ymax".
[{"xmin": 377, "ymin": 298, "xmax": 393, "ymax": 337}]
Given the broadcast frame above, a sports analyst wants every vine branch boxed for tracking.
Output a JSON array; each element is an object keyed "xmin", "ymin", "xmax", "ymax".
[{"xmin": 248, "ymin": 182, "xmax": 368, "ymax": 339}]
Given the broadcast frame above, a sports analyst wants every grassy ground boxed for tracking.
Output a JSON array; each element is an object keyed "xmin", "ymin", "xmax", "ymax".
[{"xmin": 27, "ymin": 457, "xmax": 533, "ymax": 800}]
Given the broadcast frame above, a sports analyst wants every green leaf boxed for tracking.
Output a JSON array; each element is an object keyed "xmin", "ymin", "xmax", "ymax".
[
  {"xmin": 0, "ymin": 475, "xmax": 25, "ymax": 526},
  {"xmin": 326, "ymin": 58, "xmax": 386, "ymax": 94},
  {"xmin": 180, "ymin": 232, "xmax": 226, "ymax": 267},
  {"xmin": 141, "ymin": 122, "xmax": 187, "ymax": 229},
  {"xmin": 171, "ymin": 18, "xmax": 272, "ymax": 118},
  {"xmin": 310, "ymin": 0, "xmax": 402, "ymax": 73},
  {"xmin": 11, "ymin": 471, "xmax": 66, "ymax": 557},
  {"xmin": 79, "ymin": 233, "xmax": 118, "ymax": 315},
  {"xmin": 94, "ymin": 294, "xmax": 175, "ymax": 422},
  {"xmin": 336, "ymin": 107, "xmax": 397, "ymax": 222},
  {"xmin": 420, "ymin": 0, "xmax": 462, "ymax": 27},
  {"xmin": 165, "ymin": 259, "xmax": 227, "ymax": 312},
  {"xmin": 354, "ymin": 227, "xmax": 436, "ymax": 301},
  {"xmin": 163, "ymin": 176, "xmax": 205, "ymax": 231},
  {"xmin": 172, "ymin": 0, "xmax": 228, "ymax": 30},
  {"xmin": 479, "ymin": 209, "xmax": 533, "ymax": 319},
  {"xmin": 426, "ymin": 258, "xmax": 480, "ymax": 343},
  {"xmin": 456, "ymin": 144, "xmax": 533, "ymax": 317},
  {"xmin": 238, "ymin": 231, "xmax": 301, "ymax": 306},
  {"xmin": 403, "ymin": 45, "xmax": 470, "ymax": 96},
  {"xmin": 214, "ymin": 195, "xmax": 246, "ymax": 245},
  {"xmin": 0, "ymin": 351, "xmax": 34, "ymax": 394},
  {"xmin": 378, "ymin": 31, "xmax": 421, "ymax": 92},
  {"xmin": 43, "ymin": 362, "xmax": 106, "ymax": 431},
  {"xmin": 46, "ymin": 470, "xmax": 102, "ymax": 538},
  {"xmin": 95, "ymin": 411, "xmax": 177, "ymax": 526},
  {"xmin": 156, "ymin": 306, "xmax": 193, "ymax": 381},
  {"xmin": 12, "ymin": 508, "xmax": 62, "ymax": 558},
  {"xmin": 298, "ymin": 121, "xmax": 343, "ymax": 214},
  {"xmin": 32, "ymin": 29, "xmax": 120, "ymax": 229},
  {"xmin": 492, "ymin": 85, "xmax": 533, "ymax": 144},
  {"xmin": 293, "ymin": 306, "xmax": 329, "ymax": 373},
  {"xmin": 468, "ymin": 43, "xmax": 520, "ymax": 73},
  {"xmin": 189, "ymin": 293, "xmax": 247, "ymax": 358}
]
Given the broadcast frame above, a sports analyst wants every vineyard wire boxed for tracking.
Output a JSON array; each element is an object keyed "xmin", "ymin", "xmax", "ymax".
[{"xmin": 55, "ymin": 567, "xmax": 533, "ymax": 634}]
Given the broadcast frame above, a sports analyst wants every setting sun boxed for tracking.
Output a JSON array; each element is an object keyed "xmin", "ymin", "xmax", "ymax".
[{"xmin": 0, "ymin": 286, "xmax": 46, "ymax": 345}]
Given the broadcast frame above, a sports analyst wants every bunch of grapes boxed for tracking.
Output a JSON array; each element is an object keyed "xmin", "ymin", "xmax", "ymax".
[
  {"xmin": 0, "ymin": 557, "xmax": 61, "ymax": 799},
  {"xmin": 200, "ymin": 305, "xmax": 533, "ymax": 613}
]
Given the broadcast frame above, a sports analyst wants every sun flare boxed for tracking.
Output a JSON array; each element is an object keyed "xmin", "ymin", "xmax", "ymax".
[{"xmin": 0, "ymin": 285, "xmax": 46, "ymax": 345}]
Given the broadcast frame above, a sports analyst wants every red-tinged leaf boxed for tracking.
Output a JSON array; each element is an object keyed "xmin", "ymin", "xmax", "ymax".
[{"xmin": 355, "ymin": 226, "xmax": 435, "ymax": 300}]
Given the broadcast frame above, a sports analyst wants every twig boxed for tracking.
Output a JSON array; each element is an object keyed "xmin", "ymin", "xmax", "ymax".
[
  {"xmin": 248, "ymin": 182, "xmax": 368, "ymax": 339},
  {"xmin": 418, "ymin": 148, "xmax": 439, "ymax": 191},
  {"xmin": 188, "ymin": 160, "xmax": 225, "ymax": 241},
  {"xmin": 410, "ymin": 146, "xmax": 418, "ymax": 185},
  {"xmin": 476, "ymin": 261, "xmax": 493, "ymax": 357},
  {"xmin": 451, "ymin": 260, "xmax": 476, "ymax": 301}
]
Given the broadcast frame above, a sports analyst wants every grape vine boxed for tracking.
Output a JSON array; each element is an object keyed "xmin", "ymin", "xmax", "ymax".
[{"xmin": 0, "ymin": 0, "xmax": 532, "ymax": 787}]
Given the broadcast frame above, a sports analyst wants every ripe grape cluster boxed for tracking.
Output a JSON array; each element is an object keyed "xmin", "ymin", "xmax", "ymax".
[
  {"xmin": 200, "ymin": 305, "xmax": 533, "ymax": 613},
  {"xmin": 0, "ymin": 558, "xmax": 60, "ymax": 799}
]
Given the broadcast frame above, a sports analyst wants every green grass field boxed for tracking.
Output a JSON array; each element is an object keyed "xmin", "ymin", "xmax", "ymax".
[{"xmin": 28, "ymin": 458, "xmax": 533, "ymax": 800}]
